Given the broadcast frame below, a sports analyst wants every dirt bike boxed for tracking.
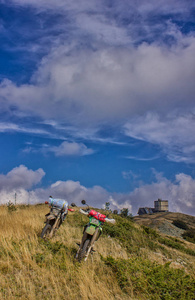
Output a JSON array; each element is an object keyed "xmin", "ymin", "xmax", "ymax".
[
  {"xmin": 41, "ymin": 197, "xmax": 74, "ymax": 239},
  {"xmin": 76, "ymin": 200, "xmax": 115, "ymax": 262}
]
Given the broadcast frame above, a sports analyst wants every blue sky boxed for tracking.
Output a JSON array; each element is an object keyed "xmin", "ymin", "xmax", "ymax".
[{"xmin": 0, "ymin": 0, "xmax": 195, "ymax": 215}]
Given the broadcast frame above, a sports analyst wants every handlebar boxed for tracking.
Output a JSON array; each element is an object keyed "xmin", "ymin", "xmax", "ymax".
[
  {"xmin": 68, "ymin": 208, "xmax": 74, "ymax": 212},
  {"xmin": 105, "ymin": 218, "xmax": 115, "ymax": 224},
  {"xmin": 79, "ymin": 209, "xmax": 115, "ymax": 224},
  {"xmin": 79, "ymin": 209, "xmax": 89, "ymax": 215}
]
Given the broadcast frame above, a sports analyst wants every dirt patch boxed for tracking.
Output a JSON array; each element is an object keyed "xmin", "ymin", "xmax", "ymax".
[{"xmin": 156, "ymin": 220, "xmax": 185, "ymax": 238}]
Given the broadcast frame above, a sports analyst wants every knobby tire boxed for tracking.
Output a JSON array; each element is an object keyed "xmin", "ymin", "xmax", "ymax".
[
  {"xmin": 41, "ymin": 223, "xmax": 52, "ymax": 239},
  {"xmin": 78, "ymin": 239, "xmax": 90, "ymax": 262}
]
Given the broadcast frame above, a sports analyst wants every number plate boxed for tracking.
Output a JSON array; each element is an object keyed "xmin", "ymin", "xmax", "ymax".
[
  {"xmin": 86, "ymin": 225, "xmax": 96, "ymax": 235},
  {"xmin": 52, "ymin": 208, "xmax": 60, "ymax": 216},
  {"xmin": 90, "ymin": 217, "xmax": 99, "ymax": 225}
]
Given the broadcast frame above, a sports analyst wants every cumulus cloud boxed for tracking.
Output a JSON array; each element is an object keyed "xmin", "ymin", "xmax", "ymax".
[
  {"xmin": 0, "ymin": 165, "xmax": 194, "ymax": 216},
  {"xmin": 1, "ymin": 1, "xmax": 194, "ymax": 140},
  {"xmin": 0, "ymin": 165, "xmax": 45, "ymax": 191},
  {"xmin": 126, "ymin": 172, "xmax": 195, "ymax": 215},
  {"xmin": 48, "ymin": 141, "xmax": 94, "ymax": 156},
  {"xmin": 124, "ymin": 112, "xmax": 195, "ymax": 163},
  {"xmin": 0, "ymin": 189, "xmax": 30, "ymax": 205},
  {"xmin": 0, "ymin": 2, "xmax": 194, "ymax": 210},
  {"xmin": 1, "ymin": 37, "xmax": 195, "ymax": 125}
]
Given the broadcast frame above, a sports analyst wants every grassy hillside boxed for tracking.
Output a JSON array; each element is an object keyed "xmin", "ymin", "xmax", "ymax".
[
  {"xmin": 134, "ymin": 212, "xmax": 195, "ymax": 241},
  {"xmin": 134, "ymin": 212, "xmax": 195, "ymax": 230},
  {"xmin": 0, "ymin": 205, "xmax": 195, "ymax": 300}
]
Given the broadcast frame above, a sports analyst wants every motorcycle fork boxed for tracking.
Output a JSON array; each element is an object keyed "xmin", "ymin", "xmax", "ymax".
[
  {"xmin": 76, "ymin": 232, "xmax": 89, "ymax": 258},
  {"xmin": 49, "ymin": 215, "xmax": 60, "ymax": 238},
  {"xmin": 84, "ymin": 227, "xmax": 99, "ymax": 261}
]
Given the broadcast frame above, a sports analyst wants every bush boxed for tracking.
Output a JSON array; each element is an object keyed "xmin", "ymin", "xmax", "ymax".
[
  {"xmin": 19, "ymin": 204, "xmax": 29, "ymax": 209},
  {"xmin": 142, "ymin": 226, "xmax": 159, "ymax": 238},
  {"xmin": 104, "ymin": 256, "xmax": 195, "ymax": 299},
  {"xmin": 172, "ymin": 219, "xmax": 189, "ymax": 230},
  {"xmin": 182, "ymin": 229, "xmax": 195, "ymax": 244},
  {"xmin": 158, "ymin": 236, "xmax": 195, "ymax": 256},
  {"xmin": 7, "ymin": 201, "xmax": 17, "ymax": 212},
  {"xmin": 120, "ymin": 208, "xmax": 129, "ymax": 218}
]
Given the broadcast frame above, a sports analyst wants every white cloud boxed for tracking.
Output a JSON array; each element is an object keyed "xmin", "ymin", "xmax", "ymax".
[
  {"xmin": 136, "ymin": 0, "xmax": 195, "ymax": 15},
  {"xmin": 1, "ymin": 37, "xmax": 195, "ymax": 125},
  {"xmin": 0, "ymin": 188, "xmax": 32, "ymax": 205},
  {"xmin": 0, "ymin": 166, "xmax": 194, "ymax": 216},
  {"xmin": 124, "ymin": 112, "xmax": 195, "ymax": 163},
  {"xmin": 6, "ymin": 0, "xmax": 194, "ymax": 52},
  {"xmin": 24, "ymin": 141, "xmax": 94, "ymax": 156},
  {"xmin": 8, "ymin": 0, "xmax": 195, "ymax": 17},
  {"xmin": 126, "ymin": 172, "xmax": 195, "ymax": 215},
  {"xmin": 0, "ymin": 122, "xmax": 50, "ymax": 136},
  {"xmin": 40, "ymin": 122, "xmax": 125, "ymax": 145},
  {"xmin": 49, "ymin": 141, "xmax": 94, "ymax": 156},
  {"xmin": 109, "ymin": 196, "xmax": 132, "ymax": 212},
  {"xmin": 0, "ymin": 165, "xmax": 45, "ymax": 191},
  {"xmin": 8, "ymin": 0, "xmax": 98, "ymax": 11},
  {"xmin": 1, "ymin": 1, "xmax": 194, "ymax": 142},
  {"xmin": 125, "ymin": 155, "xmax": 159, "ymax": 161}
]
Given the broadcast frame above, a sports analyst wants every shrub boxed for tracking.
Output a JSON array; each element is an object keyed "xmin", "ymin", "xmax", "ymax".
[
  {"xmin": 19, "ymin": 204, "xmax": 29, "ymax": 209},
  {"xmin": 104, "ymin": 256, "xmax": 195, "ymax": 299},
  {"xmin": 120, "ymin": 208, "xmax": 129, "ymax": 218},
  {"xmin": 105, "ymin": 202, "xmax": 110, "ymax": 211},
  {"xmin": 7, "ymin": 201, "xmax": 17, "ymax": 212},
  {"xmin": 142, "ymin": 226, "xmax": 159, "ymax": 238},
  {"xmin": 172, "ymin": 219, "xmax": 189, "ymax": 230},
  {"xmin": 158, "ymin": 236, "xmax": 195, "ymax": 256},
  {"xmin": 182, "ymin": 229, "xmax": 195, "ymax": 244}
]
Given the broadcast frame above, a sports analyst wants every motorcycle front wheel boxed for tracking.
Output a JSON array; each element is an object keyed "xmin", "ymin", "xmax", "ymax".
[
  {"xmin": 78, "ymin": 239, "xmax": 90, "ymax": 262},
  {"xmin": 41, "ymin": 223, "xmax": 52, "ymax": 239}
]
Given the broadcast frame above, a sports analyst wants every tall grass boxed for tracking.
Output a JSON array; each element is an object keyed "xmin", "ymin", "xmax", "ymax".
[
  {"xmin": 0, "ymin": 205, "xmax": 129, "ymax": 299},
  {"xmin": 0, "ymin": 205, "xmax": 194, "ymax": 299}
]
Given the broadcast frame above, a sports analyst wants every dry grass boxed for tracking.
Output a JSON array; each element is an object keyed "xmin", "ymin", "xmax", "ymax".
[
  {"xmin": 134, "ymin": 212, "xmax": 195, "ymax": 230},
  {"xmin": 0, "ymin": 205, "xmax": 131, "ymax": 300},
  {"xmin": 0, "ymin": 205, "xmax": 194, "ymax": 300}
]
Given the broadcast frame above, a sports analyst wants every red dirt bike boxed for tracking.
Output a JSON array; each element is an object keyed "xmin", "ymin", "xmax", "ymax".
[{"xmin": 76, "ymin": 200, "xmax": 115, "ymax": 262}]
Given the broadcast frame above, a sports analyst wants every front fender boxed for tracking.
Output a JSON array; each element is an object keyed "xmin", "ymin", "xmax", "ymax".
[{"xmin": 46, "ymin": 214, "xmax": 56, "ymax": 220}]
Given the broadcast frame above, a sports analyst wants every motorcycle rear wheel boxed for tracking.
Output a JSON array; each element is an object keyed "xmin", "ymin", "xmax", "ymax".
[
  {"xmin": 41, "ymin": 223, "xmax": 52, "ymax": 239},
  {"xmin": 78, "ymin": 239, "xmax": 90, "ymax": 262}
]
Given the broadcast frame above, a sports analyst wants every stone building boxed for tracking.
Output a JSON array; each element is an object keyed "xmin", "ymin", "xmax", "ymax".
[
  {"xmin": 154, "ymin": 198, "xmax": 168, "ymax": 212},
  {"xmin": 137, "ymin": 199, "xmax": 169, "ymax": 215}
]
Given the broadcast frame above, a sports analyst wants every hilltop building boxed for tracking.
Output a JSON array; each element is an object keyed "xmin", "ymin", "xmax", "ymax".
[
  {"xmin": 138, "ymin": 199, "xmax": 169, "ymax": 215},
  {"xmin": 154, "ymin": 199, "xmax": 168, "ymax": 212}
]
